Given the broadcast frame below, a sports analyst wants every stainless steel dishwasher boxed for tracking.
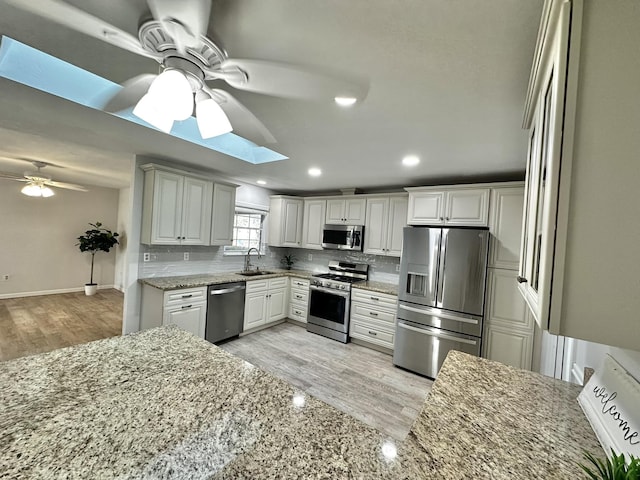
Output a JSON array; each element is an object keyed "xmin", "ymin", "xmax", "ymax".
[{"xmin": 205, "ymin": 282, "xmax": 246, "ymax": 344}]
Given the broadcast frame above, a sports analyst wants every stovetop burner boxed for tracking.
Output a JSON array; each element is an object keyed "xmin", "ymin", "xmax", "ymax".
[{"xmin": 313, "ymin": 273, "xmax": 365, "ymax": 284}]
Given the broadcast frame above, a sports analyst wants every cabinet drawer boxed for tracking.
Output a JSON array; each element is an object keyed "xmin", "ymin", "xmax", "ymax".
[
  {"xmin": 290, "ymin": 278, "xmax": 310, "ymax": 289},
  {"xmin": 351, "ymin": 289, "xmax": 398, "ymax": 309},
  {"xmin": 350, "ymin": 319, "xmax": 394, "ymax": 349},
  {"xmin": 351, "ymin": 303, "xmax": 395, "ymax": 325},
  {"xmin": 290, "ymin": 288, "xmax": 309, "ymax": 305},
  {"xmin": 246, "ymin": 279, "xmax": 269, "ymax": 293},
  {"xmin": 164, "ymin": 287, "xmax": 207, "ymax": 307},
  {"xmin": 268, "ymin": 277, "xmax": 288, "ymax": 289},
  {"xmin": 289, "ymin": 303, "xmax": 307, "ymax": 322}
]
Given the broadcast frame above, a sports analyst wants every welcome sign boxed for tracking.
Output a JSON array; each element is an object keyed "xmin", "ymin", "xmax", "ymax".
[{"xmin": 578, "ymin": 355, "xmax": 640, "ymax": 459}]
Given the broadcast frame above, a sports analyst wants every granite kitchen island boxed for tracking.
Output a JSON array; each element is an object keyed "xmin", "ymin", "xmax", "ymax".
[{"xmin": 1, "ymin": 327, "xmax": 602, "ymax": 479}]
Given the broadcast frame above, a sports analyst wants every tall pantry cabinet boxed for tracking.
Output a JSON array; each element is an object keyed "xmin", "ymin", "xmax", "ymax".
[{"xmin": 518, "ymin": 0, "xmax": 640, "ymax": 351}]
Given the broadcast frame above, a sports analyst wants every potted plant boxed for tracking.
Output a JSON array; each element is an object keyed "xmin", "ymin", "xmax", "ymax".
[
  {"xmin": 76, "ymin": 222, "xmax": 119, "ymax": 296},
  {"xmin": 580, "ymin": 449, "xmax": 640, "ymax": 479},
  {"xmin": 280, "ymin": 253, "xmax": 296, "ymax": 270}
]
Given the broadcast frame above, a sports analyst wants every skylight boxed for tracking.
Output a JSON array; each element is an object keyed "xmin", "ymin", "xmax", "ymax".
[{"xmin": 0, "ymin": 36, "xmax": 287, "ymax": 165}]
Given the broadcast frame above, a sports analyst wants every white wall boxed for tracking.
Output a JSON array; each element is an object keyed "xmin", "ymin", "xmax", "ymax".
[
  {"xmin": 0, "ymin": 182, "xmax": 120, "ymax": 298},
  {"xmin": 114, "ymin": 187, "xmax": 130, "ymax": 292}
]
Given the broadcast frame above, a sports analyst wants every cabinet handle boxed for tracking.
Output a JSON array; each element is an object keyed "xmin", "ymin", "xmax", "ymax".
[
  {"xmin": 369, "ymin": 312, "xmax": 378, "ymax": 316},
  {"xmin": 368, "ymin": 331, "xmax": 378, "ymax": 336},
  {"xmin": 296, "ymin": 294, "xmax": 303, "ymax": 299},
  {"xmin": 439, "ymin": 217, "xmax": 443, "ymax": 221},
  {"xmin": 181, "ymin": 294, "xmax": 193, "ymax": 298},
  {"xmin": 516, "ymin": 276, "xmax": 528, "ymax": 284},
  {"xmin": 181, "ymin": 304, "xmax": 192, "ymax": 309},
  {"xmin": 370, "ymin": 296, "xmax": 379, "ymax": 301}
]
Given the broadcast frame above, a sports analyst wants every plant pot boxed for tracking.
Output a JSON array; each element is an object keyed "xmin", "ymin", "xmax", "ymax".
[{"xmin": 84, "ymin": 284, "xmax": 98, "ymax": 296}]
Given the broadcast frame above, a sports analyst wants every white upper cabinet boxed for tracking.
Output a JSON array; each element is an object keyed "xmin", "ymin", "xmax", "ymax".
[
  {"xmin": 141, "ymin": 166, "xmax": 212, "ymax": 246},
  {"xmin": 518, "ymin": 0, "xmax": 640, "ymax": 351},
  {"xmin": 325, "ymin": 197, "xmax": 366, "ymax": 225},
  {"xmin": 210, "ymin": 183, "xmax": 236, "ymax": 246},
  {"xmin": 268, "ymin": 196, "xmax": 303, "ymax": 247},
  {"xmin": 364, "ymin": 195, "xmax": 408, "ymax": 257},
  {"xmin": 488, "ymin": 185, "xmax": 524, "ymax": 270},
  {"xmin": 406, "ymin": 187, "xmax": 489, "ymax": 226},
  {"xmin": 301, "ymin": 198, "xmax": 326, "ymax": 250}
]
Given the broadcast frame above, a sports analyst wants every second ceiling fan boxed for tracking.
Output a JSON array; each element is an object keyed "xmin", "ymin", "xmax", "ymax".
[{"xmin": 6, "ymin": 0, "xmax": 369, "ymax": 145}]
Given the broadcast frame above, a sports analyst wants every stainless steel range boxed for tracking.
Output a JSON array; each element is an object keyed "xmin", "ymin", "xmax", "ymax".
[{"xmin": 307, "ymin": 260, "xmax": 369, "ymax": 343}]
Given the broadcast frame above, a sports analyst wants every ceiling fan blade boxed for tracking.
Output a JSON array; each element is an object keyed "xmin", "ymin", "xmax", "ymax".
[
  {"xmin": 216, "ymin": 59, "xmax": 369, "ymax": 103},
  {"xmin": 4, "ymin": 0, "xmax": 161, "ymax": 60},
  {"xmin": 205, "ymin": 88, "xmax": 277, "ymax": 145},
  {"xmin": 101, "ymin": 74, "xmax": 158, "ymax": 112},
  {"xmin": 45, "ymin": 180, "xmax": 89, "ymax": 192},
  {"xmin": 148, "ymin": 0, "xmax": 211, "ymax": 52},
  {"xmin": 0, "ymin": 172, "xmax": 26, "ymax": 181}
]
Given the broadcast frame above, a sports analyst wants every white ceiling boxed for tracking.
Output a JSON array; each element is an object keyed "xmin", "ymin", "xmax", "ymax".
[{"xmin": 0, "ymin": 0, "xmax": 543, "ymax": 194}]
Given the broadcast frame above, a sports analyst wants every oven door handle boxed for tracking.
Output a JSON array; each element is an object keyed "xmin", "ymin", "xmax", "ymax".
[{"xmin": 310, "ymin": 285, "xmax": 351, "ymax": 298}]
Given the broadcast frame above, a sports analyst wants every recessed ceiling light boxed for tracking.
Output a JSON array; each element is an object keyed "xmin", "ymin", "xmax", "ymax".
[
  {"xmin": 402, "ymin": 155, "xmax": 420, "ymax": 166},
  {"xmin": 334, "ymin": 96, "xmax": 357, "ymax": 107},
  {"xmin": 256, "ymin": 180, "xmax": 267, "ymax": 185},
  {"xmin": 308, "ymin": 167, "xmax": 322, "ymax": 177}
]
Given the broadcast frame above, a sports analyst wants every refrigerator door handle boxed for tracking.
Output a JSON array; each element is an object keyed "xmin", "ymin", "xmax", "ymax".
[
  {"xmin": 432, "ymin": 229, "xmax": 441, "ymax": 306},
  {"xmin": 398, "ymin": 304, "xmax": 480, "ymax": 325},
  {"xmin": 436, "ymin": 228, "xmax": 448, "ymax": 306},
  {"xmin": 397, "ymin": 321, "xmax": 478, "ymax": 346}
]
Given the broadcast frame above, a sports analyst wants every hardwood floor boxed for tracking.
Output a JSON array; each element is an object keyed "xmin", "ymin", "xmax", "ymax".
[
  {"xmin": 0, "ymin": 289, "xmax": 123, "ymax": 362},
  {"xmin": 220, "ymin": 322, "xmax": 433, "ymax": 440}
]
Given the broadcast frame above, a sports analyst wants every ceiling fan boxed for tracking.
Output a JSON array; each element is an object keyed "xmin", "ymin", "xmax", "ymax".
[
  {"xmin": 5, "ymin": 0, "xmax": 368, "ymax": 145},
  {"xmin": 0, "ymin": 161, "xmax": 88, "ymax": 197}
]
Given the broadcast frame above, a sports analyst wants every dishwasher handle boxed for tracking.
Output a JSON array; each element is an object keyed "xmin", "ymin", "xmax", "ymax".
[{"xmin": 209, "ymin": 285, "xmax": 246, "ymax": 295}]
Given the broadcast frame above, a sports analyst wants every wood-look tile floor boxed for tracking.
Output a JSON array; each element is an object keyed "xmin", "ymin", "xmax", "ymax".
[
  {"xmin": 220, "ymin": 322, "xmax": 433, "ymax": 440},
  {"xmin": 0, "ymin": 289, "xmax": 123, "ymax": 362}
]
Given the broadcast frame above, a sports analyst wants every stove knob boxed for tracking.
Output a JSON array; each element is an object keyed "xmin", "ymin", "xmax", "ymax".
[
  {"xmin": 340, "ymin": 285, "xmax": 346, "ymax": 290},
  {"xmin": 326, "ymin": 282, "xmax": 332, "ymax": 289}
]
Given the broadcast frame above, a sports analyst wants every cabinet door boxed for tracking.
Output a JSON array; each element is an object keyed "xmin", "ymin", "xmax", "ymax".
[
  {"xmin": 151, "ymin": 170, "xmax": 183, "ymax": 244},
  {"xmin": 488, "ymin": 187, "xmax": 524, "ymax": 269},
  {"xmin": 164, "ymin": 303, "xmax": 206, "ymax": 338},
  {"xmin": 211, "ymin": 183, "xmax": 236, "ymax": 246},
  {"xmin": 344, "ymin": 198, "xmax": 366, "ymax": 224},
  {"xmin": 267, "ymin": 288, "xmax": 287, "ymax": 322},
  {"xmin": 325, "ymin": 199, "xmax": 346, "ymax": 223},
  {"xmin": 301, "ymin": 199, "xmax": 326, "ymax": 250},
  {"xmin": 244, "ymin": 291, "xmax": 267, "ymax": 330},
  {"xmin": 181, "ymin": 176, "xmax": 212, "ymax": 245},
  {"xmin": 363, "ymin": 197, "xmax": 389, "ymax": 255},
  {"xmin": 444, "ymin": 189, "xmax": 489, "ymax": 226},
  {"xmin": 407, "ymin": 192, "xmax": 445, "ymax": 225},
  {"xmin": 484, "ymin": 324, "xmax": 533, "ymax": 370},
  {"xmin": 281, "ymin": 199, "xmax": 303, "ymax": 247},
  {"xmin": 386, "ymin": 196, "xmax": 408, "ymax": 257}
]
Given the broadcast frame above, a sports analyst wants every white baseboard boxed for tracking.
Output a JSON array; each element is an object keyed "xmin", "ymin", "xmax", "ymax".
[{"xmin": 0, "ymin": 284, "xmax": 116, "ymax": 300}]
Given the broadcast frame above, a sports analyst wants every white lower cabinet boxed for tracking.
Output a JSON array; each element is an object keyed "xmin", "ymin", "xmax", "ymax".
[
  {"xmin": 243, "ymin": 277, "xmax": 288, "ymax": 331},
  {"xmin": 288, "ymin": 278, "xmax": 310, "ymax": 323},
  {"xmin": 140, "ymin": 285, "xmax": 207, "ymax": 338},
  {"xmin": 483, "ymin": 268, "xmax": 533, "ymax": 370},
  {"xmin": 349, "ymin": 288, "xmax": 397, "ymax": 350},
  {"xmin": 164, "ymin": 302, "xmax": 207, "ymax": 338}
]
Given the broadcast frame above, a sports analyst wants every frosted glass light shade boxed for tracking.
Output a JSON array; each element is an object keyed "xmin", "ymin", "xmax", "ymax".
[
  {"xmin": 21, "ymin": 183, "xmax": 55, "ymax": 197},
  {"xmin": 133, "ymin": 93, "xmax": 174, "ymax": 133},
  {"xmin": 148, "ymin": 69, "xmax": 194, "ymax": 121},
  {"xmin": 40, "ymin": 186, "xmax": 55, "ymax": 197},
  {"xmin": 196, "ymin": 98, "xmax": 233, "ymax": 139}
]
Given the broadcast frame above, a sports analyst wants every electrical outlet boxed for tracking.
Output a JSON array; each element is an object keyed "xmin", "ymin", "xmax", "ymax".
[
  {"xmin": 395, "ymin": 264, "xmax": 400, "ymax": 272},
  {"xmin": 143, "ymin": 253, "xmax": 150, "ymax": 262},
  {"xmin": 307, "ymin": 254, "xmax": 313, "ymax": 261},
  {"xmin": 184, "ymin": 252, "xmax": 190, "ymax": 261},
  {"xmin": 2, "ymin": 274, "xmax": 8, "ymax": 281}
]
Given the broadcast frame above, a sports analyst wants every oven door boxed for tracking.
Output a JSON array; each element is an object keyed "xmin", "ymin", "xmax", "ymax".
[{"xmin": 307, "ymin": 286, "xmax": 350, "ymax": 333}]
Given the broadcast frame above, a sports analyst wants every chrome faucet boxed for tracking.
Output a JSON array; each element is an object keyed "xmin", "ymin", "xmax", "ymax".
[{"xmin": 244, "ymin": 247, "xmax": 261, "ymax": 272}]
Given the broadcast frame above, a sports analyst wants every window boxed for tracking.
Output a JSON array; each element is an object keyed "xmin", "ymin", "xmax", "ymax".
[{"xmin": 224, "ymin": 209, "xmax": 266, "ymax": 255}]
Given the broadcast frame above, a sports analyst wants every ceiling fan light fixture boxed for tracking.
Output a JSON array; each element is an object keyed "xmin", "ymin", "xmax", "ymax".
[
  {"xmin": 196, "ymin": 98, "xmax": 233, "ymax": 139},
  {"xmin": 40, "ymin": 186, "xmax": 55, "ymax": 197},
  {"xmin": 133, "ymin": 93, "xmax": 175, "ymax": 133},
  {"xmin": 21, "ymin": 182, "xmax": 54, "ymax": 197},
  {"xmin": 148, "ymin": 69, "xmax": 194, "ymax": 121},
  {"xmin": 334, "ymin": 96, "xmax": 357, "ymax": 107}
]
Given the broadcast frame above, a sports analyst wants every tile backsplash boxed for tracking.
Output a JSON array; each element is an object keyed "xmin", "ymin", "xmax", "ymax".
[{"xmin": 139, "ymin": 245, "xmax": 400, "ymax": 284}]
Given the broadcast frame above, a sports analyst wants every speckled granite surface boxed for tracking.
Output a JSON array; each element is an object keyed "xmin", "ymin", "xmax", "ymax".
[
  {"xmin": 412, "ymin": 351, "xmax": 604, "ymax": 479},
  {"xmin": 0, "ymin": 327, "xmax": 434, "ymax": 479},
  {"xmin": 1, "ymin": 330, "xmax": 602, "ymax": 479},
  {"xmin": 139, "ymin": 269, "xmax": 313, "ymax": 290},
  {"xmin": 353, "ymin": 281, "xmax": 398, "ymax": 296}
]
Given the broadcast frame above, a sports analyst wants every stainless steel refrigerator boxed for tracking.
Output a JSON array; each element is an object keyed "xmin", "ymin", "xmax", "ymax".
[{"xmin": 393, "ymin": 226, "xmax": 489, "ymax": 378}]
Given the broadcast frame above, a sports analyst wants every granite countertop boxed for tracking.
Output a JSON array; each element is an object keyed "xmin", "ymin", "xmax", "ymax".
[
  {"xmin": 139, "ymin": 269, "xmax": 314, "ymax": 290},
  {"xmin": 1, "ymin": 329, "xmax": 603, "ymax": 479},
  {"xmin": 353, "ymin": 281, "xmax": 398, "ymax": 296},
  {"xmin": 412, "ymin": 350, "xmax": 604, "ymax": 479}
]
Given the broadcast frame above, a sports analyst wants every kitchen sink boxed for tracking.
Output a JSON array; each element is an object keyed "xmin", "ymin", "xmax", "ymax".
[{"xmin": 237, "ymin": 270, "xmax": 275, "ymax": 277}]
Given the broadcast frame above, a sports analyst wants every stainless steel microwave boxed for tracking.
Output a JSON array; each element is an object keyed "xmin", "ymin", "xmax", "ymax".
[{"xmin": 321, "ymin": 224, "xmax": 364, "ymax": 251}]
